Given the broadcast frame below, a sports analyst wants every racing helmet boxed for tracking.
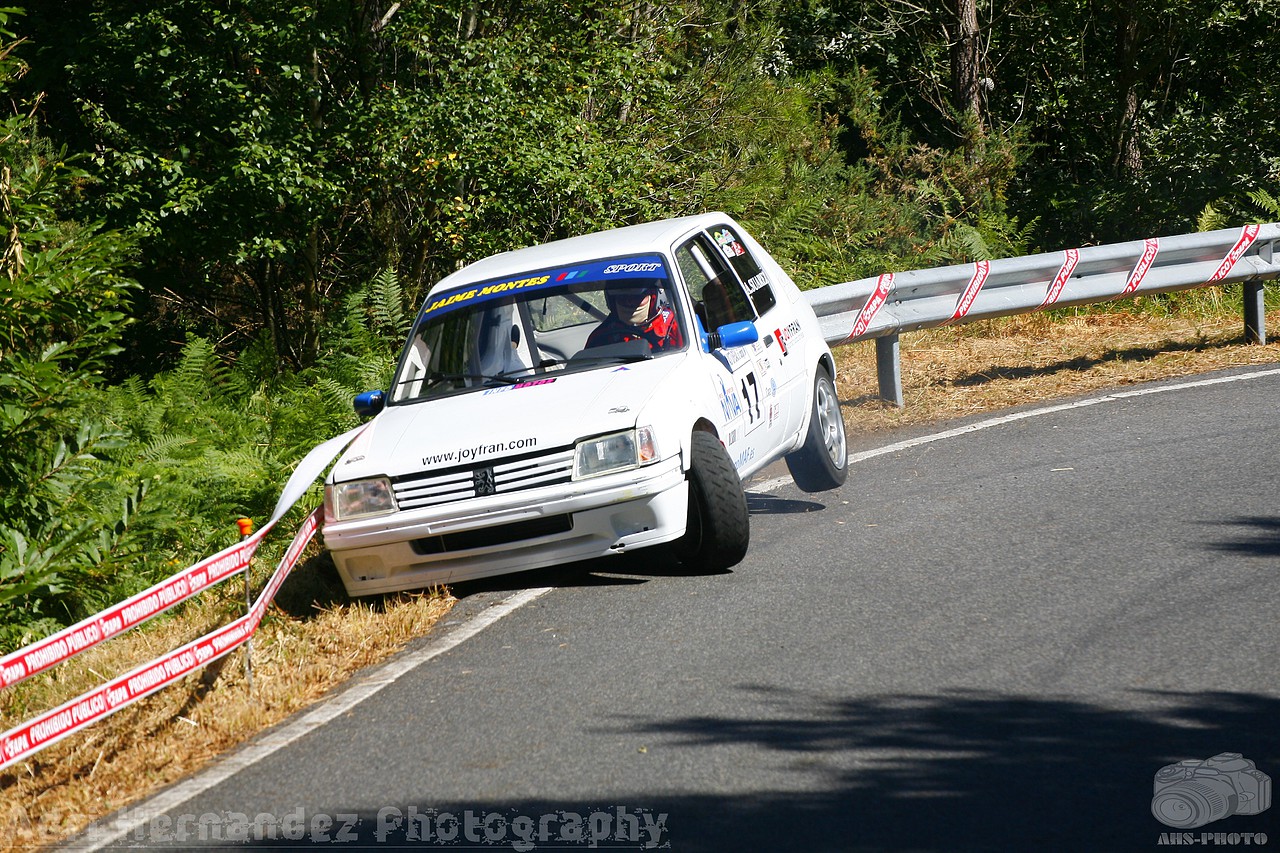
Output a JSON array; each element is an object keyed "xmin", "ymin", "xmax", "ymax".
[{"xmin": 604, "ymin": 279, "xmax": 662, "ymax": 324}]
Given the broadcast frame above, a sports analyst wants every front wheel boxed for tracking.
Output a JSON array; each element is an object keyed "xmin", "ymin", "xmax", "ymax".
[
  {"xmin": 674, "ymin": 431, "xmax": 750, "ymax": 570},
  {"xmin": 785, "ymin": 365, "xmax": 848, "ymax": 492}
]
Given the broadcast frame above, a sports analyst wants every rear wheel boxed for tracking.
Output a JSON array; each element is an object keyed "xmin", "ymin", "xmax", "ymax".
[
  {"xmin": 785, "ymin": 365, "xmax": 848, "ymax": 492},
  {"xmin": 675, "ymin": 431, "xmax": 750, "ymax": 569}
]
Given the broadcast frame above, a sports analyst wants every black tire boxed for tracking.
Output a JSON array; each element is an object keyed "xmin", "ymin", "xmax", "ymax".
[
  {"xmin": 785, "ymin": 364, "xmax": 848, "ymax": 492},
  {"xmin": 675, "ymin": 431, "xmax": 750, "ymax": 570}
]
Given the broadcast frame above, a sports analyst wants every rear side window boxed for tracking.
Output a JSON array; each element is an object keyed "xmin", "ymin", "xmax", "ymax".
[
  {"xmin": 675, "ymin": 237, "xmax": 755, "ymax": 332},
  {"xmin": 709, "ymin": 225, "xmax": 777, "ymax": 315}
]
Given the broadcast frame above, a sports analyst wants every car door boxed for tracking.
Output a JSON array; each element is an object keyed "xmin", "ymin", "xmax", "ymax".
[
  {"xmin": 673, "ymin": 225, "xmax": 802, "ymax": 475},
  {"xmin": 707, "ymin": 224, "xmax": 810, "ymax": 443}
]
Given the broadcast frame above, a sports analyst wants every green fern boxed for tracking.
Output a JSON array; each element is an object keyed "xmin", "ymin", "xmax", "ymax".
[
  {"xmin": 314, "ymin": 376, "xmax": 363, "ymax": 415},
  {"xmin": 137, "ymin": 433, "xmax": 197, "ymax": 463},
  {"xmin": 1198, "ymin": 184, "xmax": 1280, "ymax": 230},
  {"xmin": 1246, "ymin": 188, "xmax": 1280, "ymax": 221},
  {"xmin": 172, "ymin": 336, "xmax": 224, "ymax": 400},
  {"xmin": 1196, "ymin": 202, "xmax": 1230, "ymax": 232},
  {"xmin": 0, "ymin": 420, "xmax": 152, "ymax": 628},
  {"xmin": 368, "ymin": 267, "xmax": 411, "ymax": 340}
]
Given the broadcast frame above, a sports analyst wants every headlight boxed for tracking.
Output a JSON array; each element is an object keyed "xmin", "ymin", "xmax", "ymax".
[
  {"xmin": 573, "ymin": 427, "xmax": 658, "ymax": 480},
  {"xmin": 325, "ymin": 477, "xmax": 398, "ymax": 520}
]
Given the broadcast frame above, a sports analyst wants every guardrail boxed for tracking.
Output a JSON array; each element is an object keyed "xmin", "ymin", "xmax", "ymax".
[
  {"xmin": 0, "ymin": 426, "xmax": 364, "ymax": 772},
  {"xmin": 805, "ymin": 223, "xmax": 1280, "ymax": 405}
]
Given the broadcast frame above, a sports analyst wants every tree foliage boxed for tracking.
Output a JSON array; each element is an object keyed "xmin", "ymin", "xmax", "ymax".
[
  {"xmin": 776, "ymin": 0, "xmax": 1279, "ymax": 245},
  {"xmin": 0, "ymin": 9, "xmax": 149, "ymax": 641}
]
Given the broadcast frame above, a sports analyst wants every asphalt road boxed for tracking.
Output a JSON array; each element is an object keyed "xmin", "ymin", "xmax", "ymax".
[{"xmin": 81, "ymin": 367, "xmax": 1280, "ymax": 852}]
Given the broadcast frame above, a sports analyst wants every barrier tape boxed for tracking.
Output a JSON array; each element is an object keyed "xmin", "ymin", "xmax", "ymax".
[
  {"xmin": 0, "ymin": 510, "xmax": 320, "ymax": 772},
  {"xmin": 0, "ymin": 531, "xmax": 270, "ymax": 690},
  {"xmin": 1041, "ymin": 248, "xmax": 1080, "ymax": 307},
  {"xmin": 0, "ymin": 425, "xmax": 363, "ymax": 693},
  {"xmin": 1122, "ymin": 238, "xmax": 1161, "ymax": 295},
  {"xmin": 0, "ymin": 424, "xmax": 366, "ymax": 771},
  {"xmin": 944, "ymin": 261, "xmax": 990, "ymax": 324},
  {"xmin": 846, "ymin": 273, "xmax": 894, "ymax": 342},
  {"xmin": 1209, "ymin": 223, "xmax": 1262, "ymax": 282}
]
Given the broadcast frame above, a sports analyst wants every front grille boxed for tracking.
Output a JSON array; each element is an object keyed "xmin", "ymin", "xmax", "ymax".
[
  {"xmin": 410, "ymin": 514, "xmax": 574, "ymax": 555},
  {"xmin": 391, "ymin": 445, "xmax": 576, "ymax": 511}
]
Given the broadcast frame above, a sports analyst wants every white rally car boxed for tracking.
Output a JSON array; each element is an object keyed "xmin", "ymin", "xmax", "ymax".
[{"xmin": 322, "ymin": 213, "xmax": 846, "ymax": 595}]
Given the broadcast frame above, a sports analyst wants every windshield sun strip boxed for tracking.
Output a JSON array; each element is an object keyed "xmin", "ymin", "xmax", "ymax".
[{"xmin": 416, "ymin": 253, "xmax": 671, "ymax": 324}]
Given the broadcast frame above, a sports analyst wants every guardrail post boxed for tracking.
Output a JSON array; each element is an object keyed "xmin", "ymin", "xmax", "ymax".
[
  {"xmin": 875, "ymin": 333, "xmax": 904, "ymax": 407},
  {"xmin": 1243, "ymin": 282, "xmax": 1266, "ymax": 344}
]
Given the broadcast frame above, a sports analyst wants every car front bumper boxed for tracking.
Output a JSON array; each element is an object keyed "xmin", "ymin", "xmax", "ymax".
[{"xmin": 323, "ymin": 456, "xmax": 688, "ymax": 596}]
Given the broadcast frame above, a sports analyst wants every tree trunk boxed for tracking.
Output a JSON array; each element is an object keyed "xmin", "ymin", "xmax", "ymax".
[
  {"xmin": 949, "ymin": 0, "xmax": 983, "ymax": 134},
  {"xmin": 1112, "ymin": 2, "xmax": 1144, "ymax": 177},
  {"xmin": 1, "ymin": 165, "xmax": 23, "ymax": 283},
  {"xmin": 461, "ymin": 2, "xmax": 480, "ymax": 40}
]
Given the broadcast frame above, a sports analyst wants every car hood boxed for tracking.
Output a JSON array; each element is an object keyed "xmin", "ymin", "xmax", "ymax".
[{"xmin": 330, "ymin": 358, "xmax": 683, "ymax": 482}]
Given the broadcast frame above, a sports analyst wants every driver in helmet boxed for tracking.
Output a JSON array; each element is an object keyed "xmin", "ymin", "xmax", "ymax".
[{"xmin": 586, "ymin": 280, "xmax": 684, "ymax": 352}]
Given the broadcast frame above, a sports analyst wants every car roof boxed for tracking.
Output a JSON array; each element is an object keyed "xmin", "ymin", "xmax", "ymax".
[{"xmin": 428, "ymin": 212, "xmax": 733, "ymax": 295}]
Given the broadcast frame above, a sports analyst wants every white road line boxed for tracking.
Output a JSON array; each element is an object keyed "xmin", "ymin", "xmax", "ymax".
[
  {"xmin": 76, "ymin": 586, "xmax": 552, "ymax": 850},
  {"xmin": 75, "ymin": 365, "xmax": 1280, "ymax": 847},
  {"xmin": 750, "ymin": 366, "xmax": 1280, "ymax": 494}
]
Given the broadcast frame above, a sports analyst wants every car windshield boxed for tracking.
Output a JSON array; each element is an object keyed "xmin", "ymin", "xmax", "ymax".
[{"xmin": 389, "ymin": 254, "xmax": 687, "ymax": 403}]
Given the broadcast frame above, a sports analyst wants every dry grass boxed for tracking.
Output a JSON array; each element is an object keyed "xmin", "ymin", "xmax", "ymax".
[
  {"xmin": 2, "ymin": 304, "xmax": 1278, "ymax": 850},
  {"xmin": 833, "ymin": 308, "xmax": 1280, "ymax": 434}
]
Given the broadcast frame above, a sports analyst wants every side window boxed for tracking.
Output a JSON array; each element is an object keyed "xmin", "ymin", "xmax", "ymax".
[
  {"xmin": 675, "ymin": 236, "xmax": 755, "ymax": 332},
  {"xmin": 709, "ymin": 226, "xmax": 777, "ymax": 315}
]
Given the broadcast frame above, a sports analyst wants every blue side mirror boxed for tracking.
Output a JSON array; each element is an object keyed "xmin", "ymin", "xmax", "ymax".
[
  {"xmin": 354, "ymin": 390, "xmax": 385, "ymax": 418},
  {"xmin": 709, "ymin": 320, "xmax": 759, "ymax": 350}
]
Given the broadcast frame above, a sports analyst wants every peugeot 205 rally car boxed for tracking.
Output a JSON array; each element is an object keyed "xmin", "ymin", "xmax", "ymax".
[{"xmin": 322, "ymin": 213, "xmax": 847, "ymax": 595}]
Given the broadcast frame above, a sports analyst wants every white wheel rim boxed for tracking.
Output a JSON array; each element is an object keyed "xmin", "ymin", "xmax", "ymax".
[{"xmin": 816, "ymin": 377, "xmax": 846, "ymax": 469}]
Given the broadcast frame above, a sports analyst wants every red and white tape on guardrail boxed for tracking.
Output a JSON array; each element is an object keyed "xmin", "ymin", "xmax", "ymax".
[
  {"xmin": 0, "ymin": 424, "xmax": 366, "ymax": 772},
  {"xmin": 0, "ymin": 510, "xmax": 320, "ymax": 771},
  {"xmin": 1041, "ymin": 248, "xmax": 1080, "ymax": 307},
  {"xmin": 844, "ymin": 273, "xmax": 894, "ymax": 342},
  {"xmin": 1209, "ymin": 224, "xmax": 1262, "ymax": 282},
  {"xmin": 943, "ymin": 261, "xmax": 990, "ymax": 324},
  {"xmin": 1121, "ymin": 238, "xmax": 1161, "ymax": 295}
]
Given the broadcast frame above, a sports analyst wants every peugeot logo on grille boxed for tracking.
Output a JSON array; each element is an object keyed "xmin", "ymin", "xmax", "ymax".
[{"xmin": 473, "ymin": 466, "xmax": 497, "ymax": 496}]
